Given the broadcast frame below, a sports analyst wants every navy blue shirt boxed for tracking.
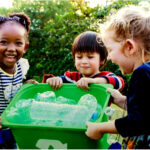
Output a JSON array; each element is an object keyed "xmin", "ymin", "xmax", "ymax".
[{"xmin": 115, "ymin": 62, "xmax": 150, "ymax": 137}]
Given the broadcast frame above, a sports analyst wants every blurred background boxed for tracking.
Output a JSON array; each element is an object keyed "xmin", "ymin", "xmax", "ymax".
[
  {"xmin": 0, "ymin": 0, "xmax": 149, "ymax": 95},
  {"xmin": 1, "ymin": 0, "xmax": 149, "ymax": 144}
]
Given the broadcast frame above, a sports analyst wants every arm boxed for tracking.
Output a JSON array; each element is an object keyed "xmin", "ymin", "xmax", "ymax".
[
  {"xmin": 77, "ymin": 71, "xmax": 125, "ymax": 91},
  {"xmin": 85, "ymin": 120, "xmax": 118, "ymax": 140},
  {"xmin": 76, "ymin": 77, "xmax": 107, "ymax": 91},
  {"xmin": 115, "ymin": 67, "xmax": 150, "ymax": 137},
  {"xmin": 43, "ymin": 71, "xmax": 79, "ymax": 90},
  {"xmin": 42, "ymin": 74, "xmax": 55, "ymax": 83},
  {"xmin": 107, "ymin": 88, "xmax": 127, "ymax": 110},
  {"xmin": 100, "ymin": 72, "xmax": 125, "ymax": 91}
]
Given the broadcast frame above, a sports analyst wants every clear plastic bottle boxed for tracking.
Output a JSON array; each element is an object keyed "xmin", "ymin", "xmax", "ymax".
[
  {"xmin": 78, "ymin": 94, "xmax": 97, "ymax": 119},
  {"xmin": 30, "ymin": 101, "xmax": 90, "ymax": 127},
  {"xmin": 35, "ymin": 91, "xmax": 56, "ymax": 103},
  {"xmin": 6, "ymin": 99, "xmax": 34, "ymax": 124},
  {"xmin": 56, "ymin": 96, "xmax": 77, "ymax": 105},
  {"xmin": 90, "ymin": 104, "xmax": 102, "ymax": 122}
]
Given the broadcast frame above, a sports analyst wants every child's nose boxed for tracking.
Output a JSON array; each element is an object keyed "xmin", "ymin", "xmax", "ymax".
[
  {"xmin": 82, "ymin": 57, "xmax": 88, "ymax": 63},
  {"xmin": 7, "ymin": 44, "xmax": 16, "ymax": 51}
]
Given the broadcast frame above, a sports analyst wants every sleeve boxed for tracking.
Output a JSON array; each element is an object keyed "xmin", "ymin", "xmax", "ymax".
[
  {"xmin": 115, "ymin": 68, "xmax": 150, "ymax": 137},
  {"xmin": 42, "ymin": 71, "xmax": 80, "ymax": 83},
  {"xmin": 60, "ymin": 71, "xmax": 80, "ymax": 83},
  {"xmin": 42, "ymin": 74, "xmax": 55, "ymax": 83},
  {"xmin": 100, "ymin": 71, "xmax": 125, "ymax": 91},
  {"xmin": 19, "ymin": 58, "xmax": 30, "ymax": 79}
]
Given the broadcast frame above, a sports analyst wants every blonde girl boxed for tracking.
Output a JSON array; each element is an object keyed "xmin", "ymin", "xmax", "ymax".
[{"xmin": 86, "ymin": 6, "xmax": 150, "ymax": 149}]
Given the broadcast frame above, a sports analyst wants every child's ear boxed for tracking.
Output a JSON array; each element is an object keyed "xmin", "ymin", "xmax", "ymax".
[
  {"xmin": 100, "ymin": 59, "xmax": 105, "ymax": 65},
  {"xmin": 125, "ymin": 39, "xmax": 137, "ymax": 56},
  {"xmin": 23, "ymin": 43, "xmax": 29, "ymax": 54}
]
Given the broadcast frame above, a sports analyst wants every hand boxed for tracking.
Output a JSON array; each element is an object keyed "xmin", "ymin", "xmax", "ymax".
[
  {"xmin": 107, "ymin": 88, "xmax": 127, "ymax": 109},
  {"xmin": 76, "ymin": 78, "xmax": 90, "ymax": 91},
  {"xmin": 85, "ymin": 121, "xmax": 104, "ymax": 140},
  {"xmin": 46, "ymin": 77, "xmax": 63, "ymax": 90},
  {"xmin": 24, "ymin": 79, "xmax": 38, "ymax": 84}
]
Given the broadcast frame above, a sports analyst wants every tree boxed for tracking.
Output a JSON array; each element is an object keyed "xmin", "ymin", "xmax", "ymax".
[{"xmin": 0, "ymin": 0, "xmax": 144, "ymax": 94}]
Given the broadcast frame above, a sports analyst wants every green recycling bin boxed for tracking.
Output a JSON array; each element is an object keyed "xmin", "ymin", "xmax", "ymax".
[{"xmin": 1, "ymin": 83, "xmax": 113, "ymax": 149}]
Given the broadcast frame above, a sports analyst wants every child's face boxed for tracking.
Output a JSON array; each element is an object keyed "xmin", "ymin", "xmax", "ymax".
[
  {"xmin": 0, "ymin": 22, "xmax": 27, "ymax": 70},
  {"xmin": 75, "ymin": 52, "xmax": 102, "ymax": 77},
  {"xmin": 104, "ymin": 31, "xmax": 135, "ymax": 75}
]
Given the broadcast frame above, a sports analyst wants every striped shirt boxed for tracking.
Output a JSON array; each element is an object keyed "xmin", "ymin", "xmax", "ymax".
[
  {"xmin": 0, "ymin": 62, "xmax": 23, "ymax": 115},
  {"xmin": 43, "ymin": 71, "xmax": 125, "ymax": 91}
]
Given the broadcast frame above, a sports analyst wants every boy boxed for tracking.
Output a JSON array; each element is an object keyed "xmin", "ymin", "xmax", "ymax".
[{"xmin": 43, "ymin": 31, "xmax": 124, "ymax": 91}]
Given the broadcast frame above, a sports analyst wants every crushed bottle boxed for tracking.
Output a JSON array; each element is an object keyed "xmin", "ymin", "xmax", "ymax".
[{"xmin": 35, "ymin": 91, "xmax": 56, "ymax": 103}]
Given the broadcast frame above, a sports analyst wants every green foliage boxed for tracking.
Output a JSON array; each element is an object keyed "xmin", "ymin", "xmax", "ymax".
[
  {"xmin": 23, "ymin": 0, "xmax": 100, "ymax": 81},
  {"xmin": 0, "ymin": 0, "xmax": 143, "ymax": 93}
]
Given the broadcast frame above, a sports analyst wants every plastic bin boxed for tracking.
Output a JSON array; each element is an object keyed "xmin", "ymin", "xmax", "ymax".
[{"xmin": 1, "ymin": 83, "xmax": 113, "ymax": 149}]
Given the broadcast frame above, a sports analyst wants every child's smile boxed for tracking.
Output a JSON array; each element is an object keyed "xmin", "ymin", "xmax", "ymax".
[
  {"xmin": 4, "ymin": 51, "xmax": 17, "ymax": 62},
  {"xmin": 80, "ymin": 65, "xmax": 90, "ymax": 69},
  {"xmin": 0, "ymin": 22, "xmax": 27, "ymax": 71}
]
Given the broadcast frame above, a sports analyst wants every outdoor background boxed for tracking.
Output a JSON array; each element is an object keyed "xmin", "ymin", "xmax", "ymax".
[
  {"xmin": 0, "ymin": 0, "xmax": 147, "ymax": 92},
  {"xmin": 0, "ymin": 0, "xmax": 149, "ymax": 144},
  {"xmin": 0, "ymin": 0, "xmax": 149, "ymax": 94}
]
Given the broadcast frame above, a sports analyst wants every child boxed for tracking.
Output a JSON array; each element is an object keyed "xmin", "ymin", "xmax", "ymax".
[
  {"xmin": 86, "ymin": 6, "xmax": 150, "ymax": 149},
  {"xmin": 43, "ymin": 31, "xmax": 124, "ymax": 91},
  {"xmin": 0, "ymin": 13, "xmax": 37, "ymax": 148}
]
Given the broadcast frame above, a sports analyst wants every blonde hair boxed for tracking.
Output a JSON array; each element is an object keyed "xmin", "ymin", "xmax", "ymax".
[{"xmin": 102, "ymin": 5, "xmax": 150, "ymax": 61}]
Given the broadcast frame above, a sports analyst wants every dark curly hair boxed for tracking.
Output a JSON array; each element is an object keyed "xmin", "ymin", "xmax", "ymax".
[{"xmin": 0, "ymin": 12, "xmax": 31, "ymax": 33}]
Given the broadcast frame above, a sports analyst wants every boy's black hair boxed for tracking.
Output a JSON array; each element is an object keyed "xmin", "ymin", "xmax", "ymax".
[
  {"xmin": 72, "ymin": 31, "xmax": 108, "ymax": 66},
  {"xmin": 0, "ymin": 12, "xmax": 31, "ymax": 33}
]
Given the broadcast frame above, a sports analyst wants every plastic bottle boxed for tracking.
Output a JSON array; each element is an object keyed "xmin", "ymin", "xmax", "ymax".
[
  {"xmin": 30, "ymin": 101, "xmax": 89, "ymax": 127},
  {"xmin": 90, "ymin": 104, "xmax": 102, "ymax": 122},
  {"xmin": 104, "ymin": 106, "xmax": 115, "ymax": 120},
  {"xmin": 78, "ymin": 94, "xmax": 97, "ymax": 119},
  {"xmin": 35, "ymin": 91, "xmax": 56, "ymax": 103},
  {"xmin": 6, "ymin": 99, "xmax": 34, "ymax": 124},
  {"xmin": 56, "ymin": 96, "xmax": 77, "ymax": 105}
]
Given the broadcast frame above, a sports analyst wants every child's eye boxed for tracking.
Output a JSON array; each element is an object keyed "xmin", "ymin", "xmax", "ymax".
[
  {"xmin": 16, "ymin": 42, "xmax": 23, "ymax": 46},
  {"xmin": 0, "ymin": 40, "xmax": 7, "ymax": 45},
  {"xmin": 88, "ymin": 56, "xmax": 94, "ymax": 59},
  {"xmin": 77, "ymin": 56, "xmax": 82, "ymax": 59}
]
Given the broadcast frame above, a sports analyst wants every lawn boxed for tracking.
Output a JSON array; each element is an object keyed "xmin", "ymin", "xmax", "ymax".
[{"xmin": 107, "ymin": 104, "xmax": 127, "ymax": 144}]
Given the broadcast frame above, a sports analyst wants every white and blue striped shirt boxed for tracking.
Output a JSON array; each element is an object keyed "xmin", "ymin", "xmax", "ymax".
[{"xmin": 0, "ymin": 58, "xmax": 29, "ymax": 115}]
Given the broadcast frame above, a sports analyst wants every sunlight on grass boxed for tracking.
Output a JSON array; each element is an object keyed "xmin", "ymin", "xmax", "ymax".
[{"xmin": 107, "ymin": 104, "xmax": 127, "ymax": 145}]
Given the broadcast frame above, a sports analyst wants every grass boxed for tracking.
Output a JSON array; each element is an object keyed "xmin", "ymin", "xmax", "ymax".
[{"xmin": 107, "ymin": 104, "xmax": 127, "ymax": 144}]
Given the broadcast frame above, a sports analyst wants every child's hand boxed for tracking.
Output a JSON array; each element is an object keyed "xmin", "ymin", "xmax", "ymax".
[
  {"xmin": 76, "ymin": 78, "xmax": 90, "ymax": 91},
  {"xmin": 0, "ymin": 117, "xmax": 2, "ymax": 129},
  {"xmin": 85, "ymin": 121, "xmax": 104, "ymax": 140},
  {"xmin": 24, "ymin": 79, "xmax": 38, "ymax": 84},
  {"xmin": 46, "ymin": 77, "xmax": 63, "ymax": 90},
  {"xmin": 107, "ymin": 88, "xmax": 127, "ymax": 109}
]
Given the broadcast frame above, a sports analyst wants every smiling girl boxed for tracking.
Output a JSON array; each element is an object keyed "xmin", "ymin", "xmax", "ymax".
[{"xmin": 0, "ymin": 13, "xmax": 37, "ymax": 149}]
